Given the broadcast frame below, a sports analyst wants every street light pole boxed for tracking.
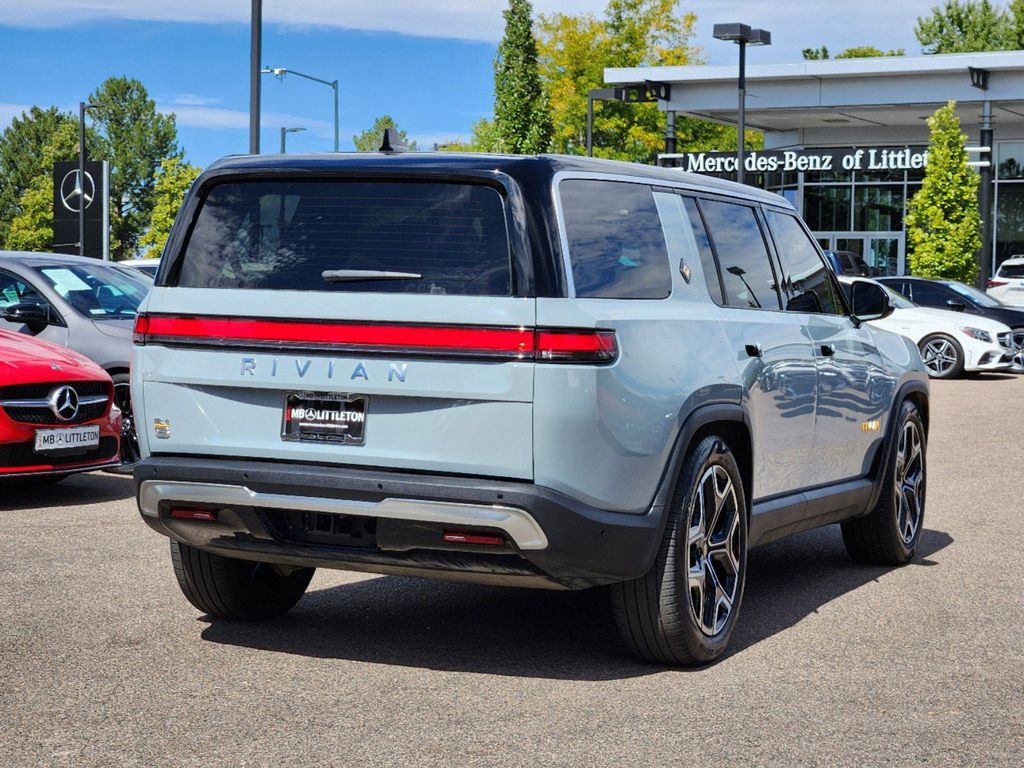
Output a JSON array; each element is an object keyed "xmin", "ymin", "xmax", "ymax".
[
  {"xmin": 713, "ymin": 23, "xmax": 771, "ymax": 185},
  {"xmin": 280, "ymin": 126, "xmax": 306, "ymax": 154},
  {"xmin": 262, "ymin": 67, "xmax": 340, "ymax": 151},
  {"xmin": 250, "ymin": 0, "xmax": 262, "ymax": 154}
]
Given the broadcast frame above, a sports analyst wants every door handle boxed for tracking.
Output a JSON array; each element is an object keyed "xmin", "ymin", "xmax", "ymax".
[
  {"xmin": 745, "ymin": 343, "xmax": 763, "ymax": 358},
  {"xmin": 820, "ymin": 344, "xmax": 836, "ymax": 356}
]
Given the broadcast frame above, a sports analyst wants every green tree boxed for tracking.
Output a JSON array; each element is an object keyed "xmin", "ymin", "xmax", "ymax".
[
  {"xmin": 835, "ymin": 45, "xmax": 905, "ymax": 57},
  {"xmin": 1013, "ymin": 0, "xmax": 1024, "ymax": 45},
  {"xmin": 352, "ymin": 115, "xmax": 418, "ymax": 152},
  {"xmin": 0, "ymin": 106, "xmax": 76, "ymax": 245},
  {"xmin": 494, "ymin": 0, "xmax": 553, "ymax": 154},
  {"xmin": 905, "ymin": 101, "xmax": 981, "ymax": 282},
  {"xmin": 436, "ymin": 118, "xmax": 503, "ymax": 152},
  {"xmin": 88, "ymin": 76, "xmax": 180, "ymax": 260},
  {"xmin": 5, "ymin": 122, "xmax": 81, "ymax": 252},
  {"xmin": 536, "ymin": 0, "xmax": 742, "ymax": 163},
  {"xmin": 138, "ymin": 156, "xmax": 201, "ymax": 260},
  {"xmin": 803, "ymin": 45, "xmax": 904, "ymax": 60},
  {"xmin": 915, "ymin": 0, "xmax": 1014, "ymax": 52}
]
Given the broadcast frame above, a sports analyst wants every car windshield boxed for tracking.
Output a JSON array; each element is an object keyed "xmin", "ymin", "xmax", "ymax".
[
  {"xmin": 947, "ymin": 281, "xmax": 1003, "ymax": 307},
  {"xmin": 34, "ymin": 263, "xmax": 150, "ymax": 319}
]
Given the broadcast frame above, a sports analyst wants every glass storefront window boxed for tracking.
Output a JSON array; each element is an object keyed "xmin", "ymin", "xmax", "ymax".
[
  {"xmin": 997, "ymin": 142, "xmax": 1024, "ymax": 180},
  {"xmin": 996, "ymin": 183, "xmax": 1024, "ymax": 266},
  {"xmin": 804, "ymin": 186, "xmax": 852, "ymax": 231},
  {"xmin": 856, "ymin": 168, "xmax": 905, "ymax": 183},
  {"xmin": 804, "ymin": 168, "xmax": 852, "ymax": 184},
  {"xmin": 855, "ymin": 185, "xmax": 905, "ymax": 231}
]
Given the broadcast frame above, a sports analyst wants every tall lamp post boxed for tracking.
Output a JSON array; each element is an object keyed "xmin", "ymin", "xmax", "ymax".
[
  {"xmin": 78, "ymin": 101, "xmax": 103, "ymax": 258},
  {"xmin": 712, "ymin": 23, "xmax": 771, "ymax": 185},
  {"xmin": 262, "ymin": 67, "xmax": 339, "ymax": 152},
  {"xmin": 280, "ymin": 126, "xmax": 306, "ymax": 154},
  {"xmin": 250, "ymin": 0, "xmax": 261, "ymax": 154}
]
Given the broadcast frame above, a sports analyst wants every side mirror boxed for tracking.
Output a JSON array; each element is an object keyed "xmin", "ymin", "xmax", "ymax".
[
  {"xmin": 946, "ymin": 297, "xmax": 967, "ymax": 311},
  {"xmin": 851, "ymin": 281, "xmax": 895, "ymax": 322},
  {"xmin": 2, "ymin": 302, "xmax": 49, "ymax": 332}
]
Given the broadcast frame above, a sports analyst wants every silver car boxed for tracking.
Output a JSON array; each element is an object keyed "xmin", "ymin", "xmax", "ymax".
[
  {"xmin": 131, "ymin": 153, "xmax": 930, "ymax": 665},
  {"xmin": 0, "ymin": 251, "xmax": 148, "ymax": 466}
]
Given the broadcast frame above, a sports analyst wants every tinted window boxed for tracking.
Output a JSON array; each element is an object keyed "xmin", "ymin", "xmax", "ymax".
[
  {"xmin": 177, "ymin": 181, "xmax": 512, "ymax": 296},
  {"xmin": 908, "ymin": 281, "xmax": 954, "ymax": 308},
  {"xmin": 560, "ymin": 180, "xmax": 671, "ymax": 299},
  {"xmin": 699, "ymin": 200, "xmax": 780, "ymax": 309},
  {"xmin": 997, "ymin": 263, "xmax": 1024, "ymax": 278},
  {"xmin": 682, "ymin": 197, "xmax": 724, "ymax": 304},
  {"xmin": 765, "ymin": 210, "xmax": 843, "ymax": 315}
]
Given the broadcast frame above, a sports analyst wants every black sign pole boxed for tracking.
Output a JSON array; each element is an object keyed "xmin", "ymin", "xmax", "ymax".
[
  {"xmin": 78, "ymin": 101, "xmax": 86, "ymax": 258},
  {"xmin": 250, "ymin": 0, "xmax": 262, "ymax": 154},
  {"xmin": 978, "ymin": 100, "xmax": 994, "ymax": 289},
  {"xmin": 737, "ymin": 40, "xmax": 746, "ymax": 185}
]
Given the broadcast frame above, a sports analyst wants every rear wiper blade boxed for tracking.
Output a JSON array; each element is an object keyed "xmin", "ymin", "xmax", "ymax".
[{"xmin": 322, "ymin": 269, "xmax": 422, "ymax": 283}]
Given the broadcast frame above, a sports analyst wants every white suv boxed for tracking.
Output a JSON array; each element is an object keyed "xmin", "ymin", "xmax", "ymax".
[{"xmin": 987, "ymin": 256, "xmax": 1024, "ymax": 306}]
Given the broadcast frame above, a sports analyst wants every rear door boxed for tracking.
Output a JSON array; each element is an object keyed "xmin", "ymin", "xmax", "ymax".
[
  {"xmin": 763, "ymin": 208, "xmax": 887, "ymax": 485},
  {"xmin": 697, "ymin": 197, "xmax": 818, "ymax": 499},
  {"xmin": 135, "ymin": 178, "xmax": 537, "ymax": 479}
]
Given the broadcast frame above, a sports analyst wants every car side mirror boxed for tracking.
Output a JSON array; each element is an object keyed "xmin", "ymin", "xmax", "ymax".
[
  {"xmin": 851, "ymin": 281, "xmax": 895, "ymax": 322},
  {"xmin": 2, "ymin": 302, "xmax": 49, "ymax": 332},
  {"xmin": 945, "ymin": 297, "xmax": 967, "ymax": 311}
]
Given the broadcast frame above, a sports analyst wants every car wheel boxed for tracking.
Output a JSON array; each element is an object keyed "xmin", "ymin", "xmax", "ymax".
[
  {"xmin": 841, "ymin": 400, "xmax": 926, "ymax": 566},
  {"xmin": 170, "ymin": 541, "xmax": 315, "ymax": 620},
  {"xmin": 611, "ymin": 435, "xmax": 747, "ymax": 666},
  {"xmin": 918, "ymin": 334, "xmax": 965, "ymax": 379},
  {"xmin": 1009, "ymin": 328, "xmax": 1024, "ymax": 373},
  {"xmin": 109, "ymin": 372, "xmax": 141, "ymax": 473}
]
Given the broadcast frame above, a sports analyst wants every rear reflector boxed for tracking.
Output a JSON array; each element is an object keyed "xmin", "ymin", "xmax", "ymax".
[
  {"xmin": 442, "ymin": 531, "xmax": 506, "ymax": 546},
  {"xmin": 133, "ymin": 314, "xmax": 617, "ymax": 364},
  {"xmin": 169, "ymin": 507, "xmax": 219, "ymax": 522}
]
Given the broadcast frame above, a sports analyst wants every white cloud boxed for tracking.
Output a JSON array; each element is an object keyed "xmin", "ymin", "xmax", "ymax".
[
  {"xmin": 168, "ymin": 93, "xmax": 222, "ymax": 107},
  {"xmin": 159, "ymin": 102, "xmax": 333, "ymax": 138},
  {"xmin": 0, "ymin": 1, "xmax": 937, "ymax": 55}
]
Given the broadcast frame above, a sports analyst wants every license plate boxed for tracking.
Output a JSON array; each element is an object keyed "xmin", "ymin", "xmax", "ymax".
[
  {"xmin": 281, "ymin": 392, "xmax": 367, "ymax": 445},
  {"xmin": 34, "ymin": 425, "xmax": 100, "ymax": 452}
]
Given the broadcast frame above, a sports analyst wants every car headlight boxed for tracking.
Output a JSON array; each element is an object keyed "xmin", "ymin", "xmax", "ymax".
[{"xmin": 960, "ymin": 327, "xmax": 992, "ymax": 343}]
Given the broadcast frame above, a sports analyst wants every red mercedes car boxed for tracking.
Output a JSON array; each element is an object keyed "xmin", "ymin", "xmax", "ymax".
[{"xmin": 0, "ymin": 329, "xmax": 120, "ymax": 481}]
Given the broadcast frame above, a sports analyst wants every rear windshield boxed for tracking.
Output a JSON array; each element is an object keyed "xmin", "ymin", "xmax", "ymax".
[
  {"xmin": 997, "ymin": 263, "xmax": 1024, "ymax": 278},
  {"xmin": 176, "ymin": 180, "xmax": 512, "ymax": 295}
]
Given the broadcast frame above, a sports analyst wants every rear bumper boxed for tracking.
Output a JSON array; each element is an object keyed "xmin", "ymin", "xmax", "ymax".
[{"xmin": 134, "ymin": 455, "xmax": 666, "ymax": 589}]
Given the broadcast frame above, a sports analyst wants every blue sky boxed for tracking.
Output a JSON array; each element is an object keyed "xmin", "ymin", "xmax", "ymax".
[{"xmin": 0, "ymin": 1, "xmax": 936, "ymax": 168}]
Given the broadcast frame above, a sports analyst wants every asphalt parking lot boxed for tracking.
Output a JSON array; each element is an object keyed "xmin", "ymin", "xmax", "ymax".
[{"xmin": 1, "ymin": 376, "xmax": 1022, "ymax": 767}]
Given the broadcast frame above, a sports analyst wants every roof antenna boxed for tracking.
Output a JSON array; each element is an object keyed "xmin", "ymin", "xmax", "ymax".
[{"xmin": 379, "ymin": 128, "xmax": 407, "ymax": 153}]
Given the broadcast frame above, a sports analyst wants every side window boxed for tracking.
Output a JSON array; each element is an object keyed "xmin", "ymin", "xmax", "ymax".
[
  {"xmin": 908, "ymin": 281, "xmax": 952, "ymax": 308},
  {"xmin": 0, "ymin": 271, "xmax": 48, "ymax": 311},
  {"xmin": 651, "ymin": 192, "xmax": 720, "ymax": 301},
  {"xmin": 699, "ymin": 199, "xmax": 781, "ymax": 310},
  {"xmin": 560, "ymin": 180, "xmax": 672, "ymax": 299},
  {"xmin": 764, "ymin": 210, "xmax": 843, "ymax": 315}
]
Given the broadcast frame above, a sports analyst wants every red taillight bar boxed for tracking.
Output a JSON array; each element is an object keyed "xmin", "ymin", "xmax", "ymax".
[
  {"xmin": 986, "ymin": 279, "xmax": 1007, "ymax": 288},
  {"xmin": 133, "ymin": 314, "xmax": 617, "ymax": 364}
]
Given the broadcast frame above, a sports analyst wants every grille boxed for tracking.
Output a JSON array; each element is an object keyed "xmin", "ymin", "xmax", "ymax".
[
  {"xmin": 0, "ymin": 381, "xmax": 108, "ymax": 400},
  {"xmin": 0, "ymin": 437, "xmax": 118, "ymax": 468},
  {"xmin": 261, "ymin": 509, "xmax": 378, "ymax": 549},
  {"xmin": 2, "ymin": 400, "xmax": 108, "ymax": 425}
]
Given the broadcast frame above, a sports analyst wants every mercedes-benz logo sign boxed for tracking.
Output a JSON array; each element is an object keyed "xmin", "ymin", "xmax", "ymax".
[
  {"xmin": 49, "ymin": 385, "xmax": 80, "ymax": 422},
  {"xmin": 60, "ymin": 170, "xmax": 96, "ymax": 213}
]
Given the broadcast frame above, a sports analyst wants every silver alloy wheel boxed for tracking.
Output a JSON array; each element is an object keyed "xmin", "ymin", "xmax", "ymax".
[
  {"xmin": 894, "ymin": 420, "xmax": 925, "ymax": 545},
  {"xmin": 1011, "ymin": 330, "xmax": 1024, "ymax": 372},
  {"xmin": 921, "ymin": 338, "xmax": 958, "ymax": 376},
  {"xmin": 686, "ymin": 464, "xmax": 742, "ymax": 636}
]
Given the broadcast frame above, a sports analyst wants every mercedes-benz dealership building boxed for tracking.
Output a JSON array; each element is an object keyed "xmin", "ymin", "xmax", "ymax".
[{"xmin": 606, "ymin": 51, "xmax": 1024, "ymax": 278}]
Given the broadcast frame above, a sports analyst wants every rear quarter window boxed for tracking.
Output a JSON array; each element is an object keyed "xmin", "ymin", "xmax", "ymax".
[
  {"xmin": 175, "ymin": 180, "xmax": 513, "ymax": 296},
  {"xmin": 559, "ymin": 179, "xmax": 672, "ymax": 299}
]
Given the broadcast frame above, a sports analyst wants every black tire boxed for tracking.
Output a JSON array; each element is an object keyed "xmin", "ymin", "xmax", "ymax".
[
  {"xmin": 611, "ymin": 436, "xmax": 748, "ymax": 666},
  {"xmin": 170, "ymin": 541, "xmax": 315, "ymax": 620},
  {"xmin": 918, "ymin": 334, "xmax": 964, "ymax": 379},
  {"xmin": 842, "ymin": 400, "xmax": 926, "ymax": 566},
  {"xmin": 107, "ymin": 372, "xmax": 141, "ymax": 474}
]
